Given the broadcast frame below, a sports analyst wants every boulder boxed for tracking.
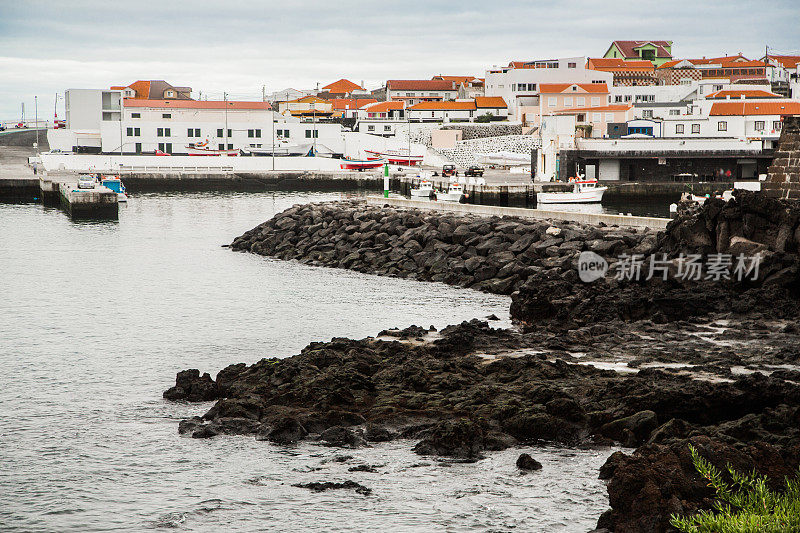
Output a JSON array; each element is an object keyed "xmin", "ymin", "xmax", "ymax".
[{"xmin": 516, "ymin": 453, "xmax": 542, "ymax": 471}]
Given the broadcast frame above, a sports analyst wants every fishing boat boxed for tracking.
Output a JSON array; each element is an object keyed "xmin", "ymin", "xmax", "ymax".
[
  {"xmin": 410, "ymin": 179, "xmax": 434, "ymax": 199},
  {"xmin": 340, "ymin": 157, "xmax": 385, "ymax": 171},
  {"xmin": 687, "ymin": 190, "xmax": 734, "ymax": 203},
  {"xmin": 537, "ymin": 179, "xmax": 607, "ymax": 204},
  {"xmin": 437, "ymin": 182, "xmax": 466, "ymax": 203},
  {"xmin": 364, "ymin": 149, "xmax": 423, "ymax": 166},
  {"xmin": 186, "ymin": 140, "xmax": 239, "ymax": 156},
  {"xmin": 100, "ymin": 175, "xmax": 128, "ymax": 202}
]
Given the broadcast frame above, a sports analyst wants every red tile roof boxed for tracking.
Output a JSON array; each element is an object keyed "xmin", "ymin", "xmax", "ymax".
[
  {"xmin": 388, "ymin": 80, "xmax": 456, "ymax": 91},
  {"xmin": 768, "ymin": 55, "xmax": 800, "ymax": 69},
  {"xmin": 331, "ymin": 98, "xmax": 378, "ymax": 110},
  {"xmin": 709, "ymin": 101, "xmax": 800, "ymax": 116},
  {"xmin": 409, "ymin": 101, "xmax": 476, "ymax": 111},
  {"xmin": 555, "ymin": 105, "xmax": 632, "ymax": 114},
  {"xmin": 432, "ymin": 76, "xmax": 478, "ymax": 84},
  {"xmin": 474, "ymin": 96, "xmax": 507, "ymax": 108},
  {"xmin": 538, "ymin": 83, "xmax": 609, "ymax": 94},
  {"xmin": 112, "ymin": 80, "xmax": 152, "ymax": 99},
  {"xmin": 322, "ymin": 79, "xmax": 364, "ymax": 93},
  {"xmin": 610, "ymin": 40, "xmax": 672, "ymax": 59},
  {"xmin": 706, "ymin": 89, "xmax": 782, "ymax": 99},
  {"xmin": 363, "ymin": 101, "xmax": 405, "ymax": 113},
  {"xmin": 124, "ymin": 99, "xmax": 270, "ymax": 110}
]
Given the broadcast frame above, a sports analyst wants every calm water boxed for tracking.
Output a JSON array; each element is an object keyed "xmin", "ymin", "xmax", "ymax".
[{"xmin": 0, "ymin": 192, "xmax": 616, "ymax": 532}]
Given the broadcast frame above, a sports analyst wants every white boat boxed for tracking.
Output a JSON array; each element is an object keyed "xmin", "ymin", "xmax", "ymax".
[
  {"xmin": 410, "ymin": 179, "xmax": 434, "ymax": 199},
  {"xmin": 537, "ymin": 179, "xmax": 607, "ymax": 204},
  {"xmin": 688, "ymin": 190, "xmax": 734, "ymax": 203},
  {"xmin": 186, "ymin": 140, "xmax": 239, "ymax": 156},
  {"xmin": 365, "ymin": 149, "xmax": 423, "ymax": 166},
  {"xmin": 437, "ymin": 182, "xmax": 466, "ymax": 203}
]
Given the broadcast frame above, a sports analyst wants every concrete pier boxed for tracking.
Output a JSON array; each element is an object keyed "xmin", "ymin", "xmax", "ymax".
[
  {"xmin": 57, "ymin": 180, "xmax": 118, "ymax": 219},
  {"xmin": 366, "ymin": 196, "xmax": 671, "ymax": 230}
]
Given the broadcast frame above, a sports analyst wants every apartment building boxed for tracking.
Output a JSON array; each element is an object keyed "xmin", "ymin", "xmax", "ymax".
[{"xmin": 484, "ymin": 57, "xmax": 612, "ymax": 121}]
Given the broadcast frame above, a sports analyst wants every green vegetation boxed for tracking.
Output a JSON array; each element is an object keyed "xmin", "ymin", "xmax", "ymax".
[
  {"xmin": 670, "ymin": 444, "xmax": 800, "ymax": 533},
  {"xmin": 474, "ymin": 113, "xmax": 494, "ymax": 123}
]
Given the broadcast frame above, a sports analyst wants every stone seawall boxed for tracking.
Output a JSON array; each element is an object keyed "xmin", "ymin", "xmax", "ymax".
[{"xmin": 229, "ymin": 200, "xmax": 655, "ymax": 298}]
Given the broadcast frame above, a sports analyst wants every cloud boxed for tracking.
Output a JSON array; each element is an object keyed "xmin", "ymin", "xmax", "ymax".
[{"xmin": 0, "ymin": 0, "xmax": 797, "ymax": 120}]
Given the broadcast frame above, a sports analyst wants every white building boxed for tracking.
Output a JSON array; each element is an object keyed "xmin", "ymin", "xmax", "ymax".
[
  {"xmin": 485, "ymin": 58, "xmax": 613, "ymax": 121},
  {"xmin": 386, "ymin": 80, "xmax": 459, "ymax": 106},
  {"xmin": 356, "ymin": 101, "xmax": 406, "ymax": 136}
]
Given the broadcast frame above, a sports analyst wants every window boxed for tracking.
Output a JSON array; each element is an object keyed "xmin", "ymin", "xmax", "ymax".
[
  {"xmin": 227, "ymin": 129, "xmax": 232, "ymax": 137},
  {"xmin": 131, "ymin": 113, "xmax": 141, "ymax": 119},
  {"xmin": 676, "ymin": 124, "xmax": 684, "ymax": 134},
  {"xmin": 577, "ymin": 113, "xmax": 586, "ymax": 122},
  {"xmin": 384, "ymin": 125, "xmax": 391, "ymax": 131},
  {"xmin": 127, "ymin": 127, "xmax": 133, "ymax": 136},
  {"xmin": 774, "ymin": 121, "xmax": 782, "ymax": 131},
  {"xmin": 135, "ymin": 142, "xmax": 141, "ymax": 153},
  {"xmin": 157, "ymin": 127, "xmax": 163, "ymax": 137},
  {"xmin": 718, "ymin": 121, "xmax": 727, "ymax": 131},
  {"xmin": 614, "ymin": 95, "xmax": 623, "ymax": 103},
  {"xmin": 605, "ymin": 113, "xmax": 614, "ymax": 121},
  {"xmin": 548, "ymin": 97, "xmax": 557, "ymax": 107},
  {"xmin": 162, "ymin": 113, "xmax": 171, "ymax": 119},
  {"xmin": 255, "ymin": 129, "xmax": 261, "ymax": 138},
  {"xmin": 165, "ymin": 143, "xmax": 172, "ymax": 153},
  {"xmin": 755, "ymin": 120, "xmax": 765, "ymax": 130},
  {"xmin": 643, "ymin": 110, "xmax": 653, "ymax": 118},
  {"xmin": 592, "ymin": 113, "xmax": 601, "ymax": 122},
  {"xmin": 218, "ymin": 143, "xmax": 225, "ymax": 150},
  {"xmin": 669, "ymin": 109, "xmax": 680, "ymax": 116},
  {"xmin": 158, "ymin": 142, "xmax": 165, "ymax": 151},
  {"xmin": 227, "ymin": 144, "xmax": 233, "ymax": 149},
  {"xmin": 367, "ymin": 125, "xmax": 375, "ymax": 131},
  {"xmin": 217, "ymin": 128, "xmax": 224, "ymax": 137},
  {"xmin": 563, "ymin": 97, "xmax": 573, "ymax": 107},
  {"xmin": 305, "ymin": 130, "xmax": 312, "ymax": 138},
  {"xmin": 248, "ymin": 129, "xmax": 254, "ymax": 138},
  {"xmin": 164, "ymin": 128, "xmax": 170, "ymax": 137},
  {"xmin": 279, "ymin": 129, "xmax": 290, "ymax": 138},
  {"xmin": 568, "ymin": 62, "xmax": 576, "ymax": 68},
  {"xmin": 692, "ymin": 124, "xmax": 700, "ymax": 134},
  {"xmin": 577, "ymin": 97, "xmax": 585, "ymax": 106},
  {"xmin": 624, "ymin": 95, "xmax": 632, "ymax": 102},
  {"xmin": 591, "ymin": 97, "xmax": 600, "ymax": 106},
  {"xmin": 134, "ymin": 127, "xmax": 140, "ymax": 136}
]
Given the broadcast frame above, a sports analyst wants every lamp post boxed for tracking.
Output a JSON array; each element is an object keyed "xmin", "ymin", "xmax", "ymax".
[{"xmin": 34, "ymin": 96, "xmax": 39, "ymax": 155}]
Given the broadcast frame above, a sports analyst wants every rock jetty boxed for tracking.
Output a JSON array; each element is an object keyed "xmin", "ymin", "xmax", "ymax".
[{"xmin": 168, "ymin": 191, "xmax": 800, "ymax": 532}]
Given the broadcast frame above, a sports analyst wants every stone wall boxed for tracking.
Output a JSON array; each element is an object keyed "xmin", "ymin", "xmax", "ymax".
[
  {"xmin": 437, "ymin": 135, "xmax": 541, "ymax": 168},
  {"xmin": 764, "ymin": 115, "xmax": 800, "ymax": 199},
  {"xmin": 441, "ymin": 124, "xmax": 523, "ymax": 141}
]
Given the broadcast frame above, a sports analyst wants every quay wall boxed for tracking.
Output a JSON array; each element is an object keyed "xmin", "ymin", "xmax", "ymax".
[{"xmin": 230, "ymin": 200, "xmax": 657, "ymax": 297}]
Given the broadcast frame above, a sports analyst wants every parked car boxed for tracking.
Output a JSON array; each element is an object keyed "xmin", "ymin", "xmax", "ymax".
[
  {"xmin": 0, "ymin": 123, "xmax": 5, "ymax": 131},
  {"xmin": 464, "ymin": 166, "xmax": 484, "ymax": 177},
  {"xmin": 77, "ymin": 175, "xmax": 96, "ymax": 189},
  {"xmin": 15, "ymin": 122, "xmax": 26, "ymax": 128},
  {"xmin": 442, "ymin": 164, "xmax": 457, "ymax": 178}
]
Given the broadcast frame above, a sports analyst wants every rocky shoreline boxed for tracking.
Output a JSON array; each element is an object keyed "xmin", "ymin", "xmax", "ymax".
[{"xmin": 168, "ymin": 191, "xmax": 800, "ymax": 532}]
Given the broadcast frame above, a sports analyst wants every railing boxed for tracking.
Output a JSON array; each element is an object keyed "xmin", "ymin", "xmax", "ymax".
[{"xmin": 118, "ymin": 165, "xmax": 235, "ymax": 173}]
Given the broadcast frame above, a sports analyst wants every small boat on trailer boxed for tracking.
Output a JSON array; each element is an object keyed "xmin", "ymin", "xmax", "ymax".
[
  {"xmin": 365, "ymin": 149, "xmax": 423, "ymax": 166},
  {"xmin": 185, "ymin": 140, "xmax": 239, "ymax": 156},
  {"xmin": 537, "ymin": 179, "xmax": 607, "ymax": 204},
  {"xmin": 340, "ymin": 157, "xmax": 385, "ymax": 171}
]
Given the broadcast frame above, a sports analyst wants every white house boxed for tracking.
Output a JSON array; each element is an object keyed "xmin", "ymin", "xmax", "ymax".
[
  {"xmin": 407, "ymin": 101, "xmax": 477, "ymax": 123},
  {"xmin": 386, "ymin": 80, "xmax": 458, "ymax": 106},
  {"xmin": 356, "ymin": 101, "xmax": 406, "ymax": 136}
]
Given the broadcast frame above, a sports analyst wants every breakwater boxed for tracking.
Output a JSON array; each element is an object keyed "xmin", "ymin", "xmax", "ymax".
[{"xmin": 229, "ymin": 200, "xmax": 657, "ymax": 297}]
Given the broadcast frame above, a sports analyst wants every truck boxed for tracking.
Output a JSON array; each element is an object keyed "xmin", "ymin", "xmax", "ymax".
[
  {"xmin": 442, "ymin": 164, "xmax": 457, "ymax": 178},
  {"xmin": 464, "ymin": 166, "xmax": 484, "ymax": 177}
]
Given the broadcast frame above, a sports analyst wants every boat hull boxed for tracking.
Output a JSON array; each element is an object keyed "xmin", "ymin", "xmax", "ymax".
[
  {"xmin": 410, "ymin": 188, "xmax": 433, "ymax": 198},
  {"xmin": 340, "ymin": 159, "xmax": 385, "ymax": 170},
  {"xmin": 537, "ymin": 187, "xmax": 607, "ymax": 204},
  {"xmin": 365, "ymin": 150, "xmax": 423, "ymax": 166}
]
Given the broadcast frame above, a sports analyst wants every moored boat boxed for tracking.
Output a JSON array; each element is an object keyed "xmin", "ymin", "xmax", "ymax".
[
  {"xmin": 100, "ymin": 175, "xmax": 128, "ymax": 202},
  {"xmin": 410, "ymin": 179, "xmax": 434, "ymax": 199},
  {"xmin": 537, "ymin": 179, "xmax": 607, "ymax": 204},
  {"xmin": 340, "ymin": 157, "xmax": 385, "ymax": 171},
  {"xmin": 437, "ymin": 182, "xmax": 466, "ymax": 203}
]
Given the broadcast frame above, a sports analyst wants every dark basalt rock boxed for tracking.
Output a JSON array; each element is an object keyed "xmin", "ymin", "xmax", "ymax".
[
  {"xmin": 163, "ymin": 369, "xmax": 217, "ymax": 402},
  {"xmin": 292, "ymin": 480, "xmax": 372, "ymax": 496},
  {"xmin": 412, "ymin": 419, "xmax": 488, "ymax": 460},
  {"xmin": 516, "ymin": 453, "xmax": 542, "ymax": 471},
  {"xmin": 257, "ymin": 417, "xmax": 308, "ymax": 445}
]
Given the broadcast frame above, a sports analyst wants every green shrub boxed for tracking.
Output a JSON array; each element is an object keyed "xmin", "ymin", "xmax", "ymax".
[
  {"xmin": 670, "ymin": 444, "xmax": 800, "ymax": 533},
  {"xmin": 474, "ymin": 113, "xmax": 494, "ymax": 123}
]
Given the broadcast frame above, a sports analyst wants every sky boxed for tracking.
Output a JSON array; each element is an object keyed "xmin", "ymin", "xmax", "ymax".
[{"xmin": 1, "ymin": 0, "xmax": 798, "ymax": 121}]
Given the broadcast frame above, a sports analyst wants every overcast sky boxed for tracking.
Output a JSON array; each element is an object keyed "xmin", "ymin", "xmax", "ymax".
[{"xmin": 1, "ymin": 0, "xmax": 798, "ymax": 121}]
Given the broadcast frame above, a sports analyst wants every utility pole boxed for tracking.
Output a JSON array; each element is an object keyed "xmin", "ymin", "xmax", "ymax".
[
  {"xmin": 224, "ymin": 92, "xmax": 229, "ymax": 151},
  {"xmin": 34, "ymin": 96, "xmax": 39, "ymax": 154},
  {"xmin": 262, "ymin": 85, "xmax": 266, "ymax": 102}
]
